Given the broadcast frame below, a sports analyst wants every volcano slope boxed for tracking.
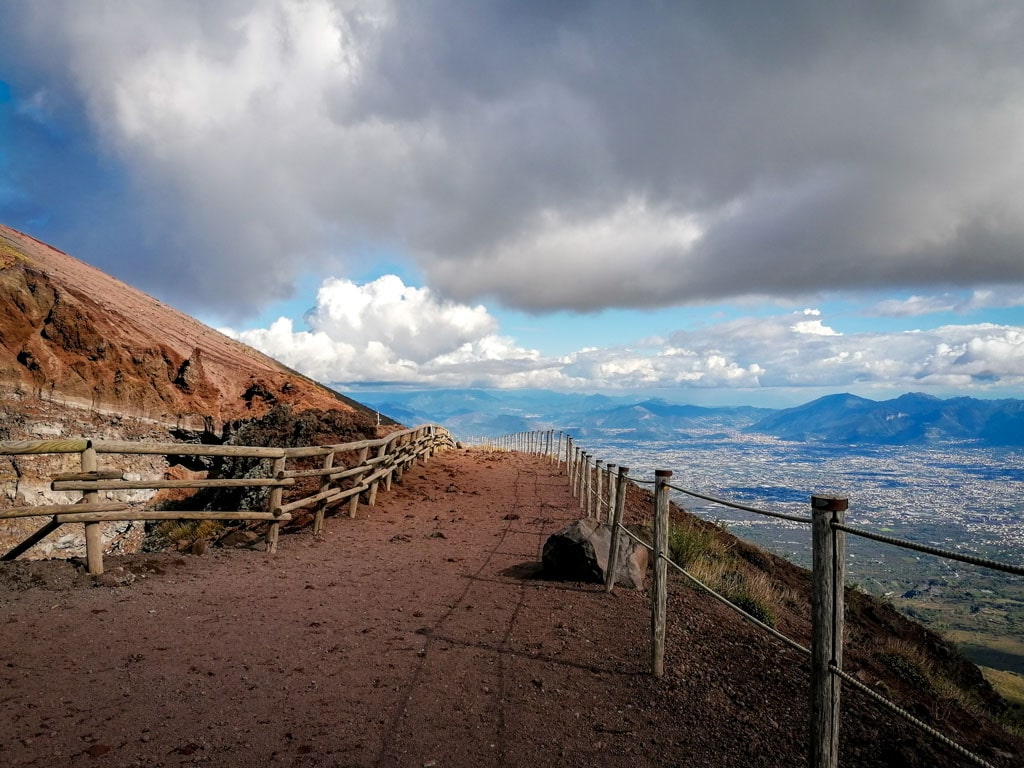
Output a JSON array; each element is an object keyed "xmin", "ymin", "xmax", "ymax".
[
  {"xmin": 0, "ymin": 223, "xmax": 375, "ymax": 430},
  {"xmin": 1, "ymin": 448, "xmax": 1020, "ymax": 767}
]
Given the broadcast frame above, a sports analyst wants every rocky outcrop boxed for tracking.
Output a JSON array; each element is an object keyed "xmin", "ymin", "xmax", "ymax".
[
  {"xmin": 542, "ymin": 518, "xmax": 648, "ymax": 589},
  {"xmin": 0, "ymin": 224, "xmax": 394, "ymax": 561},
  {"xmin": 0, "ymin": 399, "xmax": 171, "ymax": 559},
  {"xmin": 0, "ymin": 224, "xmax": 374, "ymax": 432}
]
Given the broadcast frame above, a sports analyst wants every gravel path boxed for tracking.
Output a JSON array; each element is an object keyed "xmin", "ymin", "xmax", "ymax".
[
  {"xmin": 1, "ymin": 449, "xmax": 659, "ymax": 767},
  {"xmin": 2, "ymin": 447, "xmax": 1020, "ymax": 767}
]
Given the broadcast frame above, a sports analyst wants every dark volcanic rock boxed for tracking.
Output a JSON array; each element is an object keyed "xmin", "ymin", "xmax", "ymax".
[{"xmin": 542, "ymin": 518, "xmax": 647, "ymax": 589}]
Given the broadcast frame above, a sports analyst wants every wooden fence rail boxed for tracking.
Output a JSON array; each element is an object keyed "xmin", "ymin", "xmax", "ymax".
[
  {"xmin": 483, "ymin": 429, "xmax": 1021, "ymax": 768},
  {"xmin": 0, "ymin": 424, "xmax": 454, "ymax": 574}
]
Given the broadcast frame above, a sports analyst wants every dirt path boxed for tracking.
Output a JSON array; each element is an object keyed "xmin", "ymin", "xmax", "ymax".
[
  {"xmin": 2, "ymin": 448, "xmax": 1019, "ymax": 767},
  {"xmin": 1, "ymin": 449, "xmax": 660, "ymax": 768}
]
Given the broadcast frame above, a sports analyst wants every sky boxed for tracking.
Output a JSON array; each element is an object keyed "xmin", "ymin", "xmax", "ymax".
[{"xmin": 2, "ymin": 1, "xmax": 1024, "ymax": 407}]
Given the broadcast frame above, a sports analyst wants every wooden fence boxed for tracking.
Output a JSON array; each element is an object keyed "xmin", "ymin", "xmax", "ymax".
[
  {"xmin": 485, "ymin": 429, "xmax": 1024, "ymax": 768},
  {"xmin": 0, "ymin": 424, "xmax": 454, "ymax": 574}
]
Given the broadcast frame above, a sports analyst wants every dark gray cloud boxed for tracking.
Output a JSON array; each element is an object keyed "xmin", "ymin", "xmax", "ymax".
[{"xmin": 2, "ymin": 0, "xmax": 1023, "ymax": 318}]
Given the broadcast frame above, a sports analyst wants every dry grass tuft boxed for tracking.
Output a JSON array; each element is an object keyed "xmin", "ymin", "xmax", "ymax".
[
  {"xmin": 669, "ymin": 519, "xmax": 782, "ymax": 627},
  {"xmin": 154, "ymin": 519, "xmax": 225, "ymax": 545}
]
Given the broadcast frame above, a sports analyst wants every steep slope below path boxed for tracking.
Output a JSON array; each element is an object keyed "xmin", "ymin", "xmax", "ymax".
[{"xmin": 0, "ymin": 450, "xmax": 1019, "ymax": 767}]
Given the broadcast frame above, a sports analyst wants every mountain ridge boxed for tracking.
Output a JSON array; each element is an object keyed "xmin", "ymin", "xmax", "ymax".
[
  {"xmin": 353, "ymin": 387, "xmax": 1024, "ymax": 445},
  {"xmin": 749, "ymin": 391, "xmax": 1024, "ymax": 445}
]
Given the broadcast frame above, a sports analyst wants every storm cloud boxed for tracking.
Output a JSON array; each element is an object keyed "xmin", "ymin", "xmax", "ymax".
[{"xmin": 2, "ymin": 1, "xmax": 1024, "ymax": 317}]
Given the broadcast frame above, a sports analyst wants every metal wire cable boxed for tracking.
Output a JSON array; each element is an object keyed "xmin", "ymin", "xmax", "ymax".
[
  {"xmin": 834, "ymin": 523, "xmax": 1024, "ymax": 577},
  {"xmin": 501, "ymin": 430, "xmax": 1018, "ymax": 767},
  {"xmin": 661, "ymin": 547, "xmax": 812, "ymax": 658},
  {"xmin": 666, "ymin": 483, "xmax": 813, "ymax": 524},
  {"xmin": 614, "ymin": 524, "xmax": 812, "ymax": 658},
  {"xmin": 831, "ymin": 665, "xmax": 997, "ymax": 768}
]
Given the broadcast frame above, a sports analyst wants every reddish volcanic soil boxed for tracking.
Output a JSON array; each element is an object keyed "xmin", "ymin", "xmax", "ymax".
[
  {"xmin": 0, "ymin": 450, "xmax": 1020, "ymax": 767},
  {"xmin": 0, "ymin": 224, "xmax": 367, "ymax": 428}
]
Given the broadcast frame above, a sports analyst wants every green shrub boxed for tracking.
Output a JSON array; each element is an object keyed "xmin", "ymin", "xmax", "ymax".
[{"xmin": 668, "ymin": 518, "xmax": 729, "ymax": 567}]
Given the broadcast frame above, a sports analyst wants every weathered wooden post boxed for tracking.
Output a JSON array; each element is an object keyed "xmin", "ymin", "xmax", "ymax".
[
  {"xmin": 594, "ymin": 460, "xmax": 603, "ymax": 519},
  {"xmin": 605, "ymin": 464, "xmax": 617, "ymax": 524},
  {"xmin": 581, "ymin": 454, "xmax": 589, "ymax": 514},
  {"xmin": 565, "ymin": 436, "xmax": 573, "ymax": 479},
  {"xmin": 810, "ymin": 495, "xmax": 847, "ymax": 768},
  {"xmin": 366, "ymin": 443, "xmax": 388, "ymax": 507},
  {"xmin": 652, "ymin": 469, "xmax": 673, "ymax": 677},
  {"xmin": 349, "ymin": 446, "xmax": 370, "ymax": 517},
  {"xmin": 81, "ymin": 441, "xmax": 104, "ymax": 575},
  {"xmin": 573, "ymin": 446, "xmax": 582, "ymax": 498},
  {"xmin": 312, "ymin": 450, "xmax": 334, "ymax": 536},
  {"xmin": 585, "ymin": 454, "xmax": 593, "ymax": 512},
  {"xmin": 266, "ymin": 455, "xmax": 287, "ymax": 553},
  {"xmin": 571, "ymin": 446, "xmax": 579, "ymax": 496},
  {"xmin": 605, "ymin": 467, "xmax": 629, "ymax": 593},
  {"xmin": 386, "ymin": 434, "xmax": 403, "ymax": 491},
  {"xmin": 556, "ymin": 431, "xmax": 564, "ymax": 468}
]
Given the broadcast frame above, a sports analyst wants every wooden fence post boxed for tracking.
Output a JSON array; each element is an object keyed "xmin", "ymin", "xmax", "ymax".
[
  {"xmin": 565, "ymin": 436, "xmax": 574, "ymax": 480},
  {"xmin": 266, "ymin": 455, "xmax": 287, "ymax": 553},
  {"xmin": 386, "ymin": 435, "xmax": 404, "ymax": 490},
  {"xmin": 594, "ymin": 460, "xmax": 603, "ymax": 519},
  {"xmin": 367, "ymin": 444, "xmax": 388, "ymax": 506},
  {"xmin": 81, "ymin": 441, "xmax": 104, "ymax": 575},
  {"xmin": 652, "ymin": 469, "xmax": 673, "ymax": 677},
  {"xmin": 605, "ymin": 464, "xmax": 616, "ymax": 524},
  {"xmin": 605, "ymin": 467, "xmax": 629, "ymax": 594},
  {"xmin": 810, "ymin": 495, "xmax": 847, "ymax": 768},
  {"xmin": 579, "ymin": 452, "xmax": 589, "ymax": 512},
  {"xmin": 312, "ymin": 451, "xmax": 334, "ymax": 536},
  {"xmin": 349, "ymin": 446, "xmax": 369, "ymax": 518}
]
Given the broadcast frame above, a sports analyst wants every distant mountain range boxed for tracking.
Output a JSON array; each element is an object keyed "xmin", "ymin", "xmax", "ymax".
[
  {"xmin": 350, "ymin": 388, "xmax": 1024, "ymax": 446},
  {"xmin": 748, "ymin": 392, "xmax": 1024, "ymax": 446}
]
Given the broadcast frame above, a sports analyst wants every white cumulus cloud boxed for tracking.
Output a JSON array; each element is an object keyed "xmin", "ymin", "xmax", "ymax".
[
  {"xmin": 224, "ymin": 275, "xmax": 537, "ymax": 385},
  {"xmin": 227, "ymin": 287, "xmax": 1024, "ymax": 397}
]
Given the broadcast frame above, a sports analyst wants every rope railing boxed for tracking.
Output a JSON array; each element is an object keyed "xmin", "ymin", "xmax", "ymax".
[
  {"xmin": 832, "ymin": 666, "xmax": 997, "ymax": 768},
  {"xmin": 835, "ymin": 521, "xmax": 1024, "ymax": 577},
  {"xmin": 484, "ymin": 429, "xmax": 1020, "ymax": 768},
  {"xmin": 667, "ymin": 483, "xmax": 813, "ymax": 524},
  {"xmin": 663, "ymin": 550, "xmax": 813, "ymax": 658},
  {"xmin": 616, "ymin": 522, "xmax": 812, "ymax": 656}
]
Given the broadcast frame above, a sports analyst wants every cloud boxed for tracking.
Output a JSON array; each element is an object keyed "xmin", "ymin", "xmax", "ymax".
[
  {"xmin": 3, "ymin": 1, "xmax": 1024, "ymax": 316},
  {"xmin": 869, "ymin": 288, "xmax": 1024, "ymax": 318},
  {"xmin": 305, "ymin": 275, "xmax": 496, "ymax": 363},
  {"xmin": 663, "ymin": 314, "xmax": 1024, "ymax": 391},
  {"xmin": 227, "ymin": 278, "xmax": 1024, "ymax": 396},
  {"xmin": 224, "ymin": 275, "xmax": 547, "ymax": 386}
]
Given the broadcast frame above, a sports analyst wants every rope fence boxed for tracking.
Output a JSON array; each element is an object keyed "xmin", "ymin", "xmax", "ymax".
[{"xmin": 483, "ymin": 429, "xmax": 1019, "ymax": 768}]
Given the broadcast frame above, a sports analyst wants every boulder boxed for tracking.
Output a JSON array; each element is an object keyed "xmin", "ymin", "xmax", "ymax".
[{"xmin": 542, "ymin": 518, "xmax": 647, "ymax": 589}]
